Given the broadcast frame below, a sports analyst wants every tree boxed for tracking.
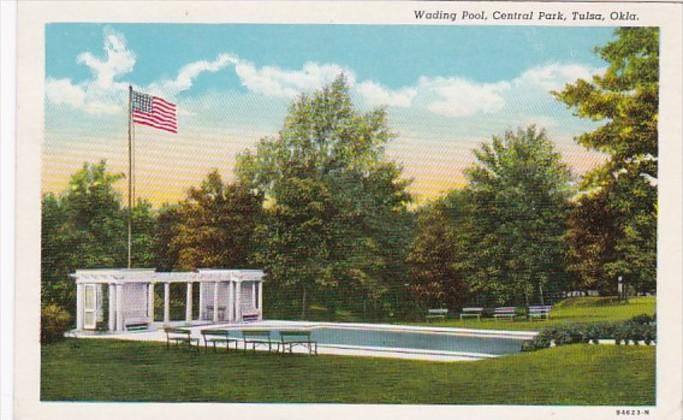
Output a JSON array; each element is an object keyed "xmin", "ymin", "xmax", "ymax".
[
  {"xmin": 41, "ymin": 192, "xmax": 71, "ymax": 310},
  {"xmin": 154, "ymin": 204, "xmax": 181, "ymax": 271},
  {"xmin": 131, "ymin": 199, "xmax": 157, "ymax": 268},
  {"xmin": 565, "ymin": 188, "xmax": 619, "ymax": 294},
  {"xmin": 554, "ymin": 28, "xmax": 658, "ymax": 293},
  {"xmin": 603, "ymin": 165, "xmax": 657, "ymax": 293},
  {"xmin": 169, "ymin": 170, "xmax": 263, "ymax": 271},
  {"xmin": 236, "ymin": 75, "xmax": 413, "ymax": 319},
  {"xmin": 407, "ymin": 190, "xmax": 468, "ymax": 311},
  {"xmin": 41, "ymin": 160, "xmax": 157, "ymax": 317},
  {"xmin": 251, "ymin": 176, "xmax": 336, "ymax": 318},
  {"xmin": 455, "ymin": 126, "xmax": 573, "ymax": 306}
]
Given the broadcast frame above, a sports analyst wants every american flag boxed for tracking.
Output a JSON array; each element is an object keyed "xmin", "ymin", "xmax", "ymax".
[{"xmin": 131, "ymin": 90, "xmax": 177, "ymax": 134}]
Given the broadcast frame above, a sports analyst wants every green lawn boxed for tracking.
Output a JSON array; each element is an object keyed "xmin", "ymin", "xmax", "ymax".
[
  {"xmin": 42, "ymin": 339, "xmax": 655, "ymax": 405},
  {"xmin": 410, "ymin": 296, "xmax": 656, "ymax": 331}
]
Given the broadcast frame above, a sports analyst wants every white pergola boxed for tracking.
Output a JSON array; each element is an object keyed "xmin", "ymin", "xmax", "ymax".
[{"xmin": 71, "ymin": 268, "xmax": 265, "ymax": 332}]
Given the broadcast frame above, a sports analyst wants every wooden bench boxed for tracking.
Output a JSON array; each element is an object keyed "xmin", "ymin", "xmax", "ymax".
[
  {"xmin": 200, "ymin": 329, "xmax": 240, "ymax": 352},
  {"xmin": 241, "ymin": 310, "xmax": 260, "ymax": 322},
  {"xmin": 426, "ymin": 308, "xmax": 448, "ymax": 322},
  {"xmin": 278, "ymin": 330, "xmax": 318, "ymax": 355},
  {"xmin": 124, "ymin": 317, "xmax": 151, "ymax": 331},
  {"xmin": 493, "ymin": 307, "xmax": 518, "ymax": 321},
  {"xmin": 527, "ymin": 305, "xmax": 552, "ymax": 321},
  {"xmin": 459, "ymin": 307, "xmax": 484, "ymax": 320},
  {"xmin": 164, "ymin": 327, "xmax": 199, "ymax": 351},
  {"xmin": 241, "ymin": 329, "xmax": 274, "ymax": 352}
]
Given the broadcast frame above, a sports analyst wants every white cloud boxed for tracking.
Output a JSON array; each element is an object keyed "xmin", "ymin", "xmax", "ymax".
[
  {"xmin": 234, "ymin": 61, "xmax": 355, "ymax": 99},
  {"xmin": 350, "ymin": 63, "xmax": 601, "ymax": 119},
  {"xmin": 45, "ymin": 29, "xmax": 240, "ymax": 115},
  {"xmin": 45, "ymin": 78, "xmax": 86, "ymax": 108},
  {"xmin": 77, "ymin": 28, "xmax": 135, "ymax": 91},
  {"xmin": 45, "ymin": 28, "xmax": 134, "ymax": 114},
  {"xmin": 45, "ymin": 27, "xmax": 603, "ymax": 126},
  {"xmin": 419, "ymin": 77, "xmax": 511, "ymax": 118},
  {"xmin": 513, "ymin": 63, "xmax": 602, "ymax": 91},
  {"xmin": 150, "ymin": 53, "xmax": 240, "ymax": 96},
  {"xmin": 355, "ymin": 81, "xmax": 416, "ymax": 108},
  {"xmin": 352, "ymin": 63, "xmax": 601, "ymax": 118},
  {"xmin": 46, "ymin": 28, "xmax": 356, "ymax": 114}
]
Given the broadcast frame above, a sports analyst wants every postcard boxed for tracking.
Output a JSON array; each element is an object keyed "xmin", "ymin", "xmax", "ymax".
[{"xmin": 13, "ymin": 1, "xmax": 682, "ymax": 419}]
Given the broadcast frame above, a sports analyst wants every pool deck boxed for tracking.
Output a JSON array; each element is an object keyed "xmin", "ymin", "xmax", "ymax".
[{"xmin": 68, "ymin": 320, "xmax": 538, "ymax": 362}]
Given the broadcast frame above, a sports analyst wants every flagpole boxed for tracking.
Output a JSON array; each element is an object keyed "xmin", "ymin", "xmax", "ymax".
[{"xmin": 127, "ymin": 85, "xmax": 133, "ymax": 269}]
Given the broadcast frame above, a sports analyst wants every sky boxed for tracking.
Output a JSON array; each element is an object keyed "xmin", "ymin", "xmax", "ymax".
[{"xmin": 44, "ymin": 24, "xmax": 615, "ymax": 206}]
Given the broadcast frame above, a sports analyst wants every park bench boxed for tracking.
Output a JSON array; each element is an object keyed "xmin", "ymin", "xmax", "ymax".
[
  {"xmin": 241, "ymin": 309, "xmax": 260, "ymax": 322},
  {"xmin": 278, "ymin": 330, "xmax": 318, "ymax": 355},
  {"xmin": 200, "ymin": 329, "xmax": 240, "ymax": 352},
  {"xmin": 426, "ymin": 308, "xmax": 448, "ymax": 322},
  {"xmin": 241, "ymin": 329, "xmax": 274, "ymax": 352},
  {"xmin": 459, "ymin": 307, "xmax": 484, "ymax": 320},
  {"xmin": 164, "ymin": 327, "xmax": 199, "ymax": 351},
  {"xmin": 493, "ymin": 307, "xmax": 518, "ymax": 321},
  {"xmin": 124, "ymin": 317, "xmax": 152, "ymax": 331},
  {"xmin": 527, "ymin": 305, "xmax": 552, "ymax": 321}
]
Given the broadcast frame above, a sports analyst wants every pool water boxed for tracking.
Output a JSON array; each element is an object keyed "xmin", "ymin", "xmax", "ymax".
[{"xmin": 233, "ymin": 327, "xmax": 525, "ymax": 356}]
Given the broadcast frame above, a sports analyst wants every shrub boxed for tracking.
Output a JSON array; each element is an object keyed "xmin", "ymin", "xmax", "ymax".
[
  {"xmin": 522, "ymin": 329, "xmax": 554, "ymax": 351},
  {"xmin": 523, "ymin": 317, "xmax": 657, "ymax": 351},
  {"xmin": 643, "ymin": 324, "xmax": 656, "ymax": 345},
  {"xmin": 554, "ymin": 323, "xmax": 586, "ymax": 345},
  {"xmin": 41, "ymin": 303, "xmax": 72, "ymax": 344},
  {"xmin": 585, "ymin": 322, "xmax": 618, "ymax": 343},
  {"xmin": 613, "ymin": 322, "xmax": 630, "ymax": 345},
  {"xmin": 629, "ymin": 313, "xmax": 654, "ymax": 325}
]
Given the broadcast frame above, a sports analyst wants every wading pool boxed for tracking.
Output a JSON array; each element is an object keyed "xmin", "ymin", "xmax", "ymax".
[{"xmin": 229, "ymin": 324, "xmax": 534, "ymax": 359}]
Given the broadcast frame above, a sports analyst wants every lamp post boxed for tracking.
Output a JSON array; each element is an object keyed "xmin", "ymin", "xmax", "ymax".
[{"xmin": 618, "ymin": 276, "xmax": 628, "ymax": 303}]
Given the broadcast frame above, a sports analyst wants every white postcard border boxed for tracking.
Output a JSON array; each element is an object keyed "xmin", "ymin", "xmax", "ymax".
[{"xmin": 15, "ymin": 2, "xmax": 683, "ymax": 419}]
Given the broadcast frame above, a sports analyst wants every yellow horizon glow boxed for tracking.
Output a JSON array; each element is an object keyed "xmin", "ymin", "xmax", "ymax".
[{"xmin": 42, "ymin": 128, "xmax": 606, "ymax": 208}]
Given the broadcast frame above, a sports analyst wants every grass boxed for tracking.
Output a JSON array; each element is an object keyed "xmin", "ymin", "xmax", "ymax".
[
  {"xmin": 410, "ymin": 296, "xmax": 656, "ymax": 331},
  {"xmin": 42, "ymin": 338, "xmax": 655, "ymax": 405}
]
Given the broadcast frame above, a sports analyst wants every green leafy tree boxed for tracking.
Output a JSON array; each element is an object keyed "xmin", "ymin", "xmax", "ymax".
[
  {"xmin": 603, "ymin": 166, "xmax": 657, "ymax": 293},
  {"xmin": 131, "ymin": 199, "xmax": 157, "ymax": 268},
  {"xmin": 154, "ymin": 204, "xmax": 181, "ymax": 271},
  {"xmin": 407, "ymin": 191, "xmax": 467, "ymax": 311},
  {"xmin": 565, "ymin": 188, "xmax": 619, "ymax": 294},
  {"xmin": 41, "ymin": 193, "xmax": 71, "ymax": 309},
  {"xmin": 455, "ymin": 126, "xmax": 573, "ymax": 306},
  {"xmin": 41, "ymin": 160, "xmax": 157, "ymax": 317},
  {"xmin": 237, "ymin": 75, "xmax": 413, "ymax": 319},
  {"xmin": 169, "ymin": 170, "xmax": 264, "ymax": 271},
  {"xmin": 251, "ymin": 176, "xmax": 335, "ymax": 318},
  {"xmin": 554, "ymin": 27, "xmax": 658, "ymax": 293}
]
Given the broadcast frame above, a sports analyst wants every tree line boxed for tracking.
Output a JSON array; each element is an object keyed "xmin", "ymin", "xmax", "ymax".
[{"xmin": 42, "ymin": 28, "xmax": 657, "ymax": 322}]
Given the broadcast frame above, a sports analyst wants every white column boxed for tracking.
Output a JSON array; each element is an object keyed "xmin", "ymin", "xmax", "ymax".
[
  {"xmin": 108, "ymin": 283, "xmax": 116, "ymax": 331},
  {"xmin": 185, "ymin": 282, "xmax": 193, "ymax": 323},
  {"xmin": 147, "ymin": 283, "xmax": 155, "ymax": 320},
  {"xmin": 252, "ymin": 282, "xmax": 256, "ymax": 309},
  {"xmin": 163, "ymin": 282, "xmax": 170, "ymax": 325},
  {"xmin": 258, "ymin": 281, "xmax": 263, "ymax": 320},
  {"xmin": 235, "ymin": 282, "xmax": 241, "ymax": 322},
  {"xmin": 115, "ymin": 284, "xmax": 123, "ymax": 331},
  {"xmin": 198, "ymin": 282, "xmax": 204, "ymax": 320},
  {"xmin": 76, "ymin": 283, "xmax": 84, "ymax": 330},
  {"xmin": 227, "ymin": 281, "xmax": 233, "ymax": 322},
  {"xmin": 212, "ymin": 281, "xmax": 219, "ymax": 323}
]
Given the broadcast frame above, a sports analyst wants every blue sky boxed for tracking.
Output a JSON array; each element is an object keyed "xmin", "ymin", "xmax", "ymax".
[
  {"xmin": 47, "ymin": 24, "xmax": 611, "ymax": 90},
  {"xmin": 44, "ymin": 23, "xmax": 615, "ymax": 204}
]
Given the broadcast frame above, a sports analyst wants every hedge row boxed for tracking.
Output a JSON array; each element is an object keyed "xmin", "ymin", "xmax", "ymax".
[{"xmin": 522, "ymin": 314, "xmax": 656, "ymax": 351}]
